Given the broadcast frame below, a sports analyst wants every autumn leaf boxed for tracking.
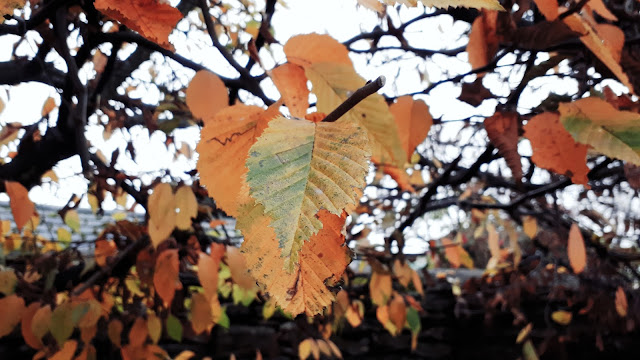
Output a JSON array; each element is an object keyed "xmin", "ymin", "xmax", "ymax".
[
  {"xmin": 0, "ymin": 294, "xmax": 25, "ymax": 338},
  {"xmin": 467, "ymin": 10, "xmax": 499, "ymax": 74},
  {"xmin": 522, "ymin": 216, "xmax": 538, "ymax": 239},
  {"xmin": 441, "ymin": 238, "xmax": 460, "ymax": 268},
  {"xmin": 245, "ymin": 115, "xmax": 369, "ymax": 271},
  {"xmin": 487, "ymin": 223, "xmax": 501, "ymax": 260},
  {"xmin": 559, "ymin": 97, "xmax": 640, "ymax": 165},
  {"xmin": 175, "ymin": 186, "xmax": 198, "ymax": 230},
  {"xmin": 94, "ymin": 0, "xmax": 183, "ymax": 49},
  {"xmin": 568, "ymin": 223, "xmax": 586, "ymax": 274},
  {"xmin": 0, "ymin": 0, "xmax": 25, "ymax": 23},
  {"xmin": 284, "ymin": 34, "xmax": 352, "ymax": 68},
  {"xmin": 50, "ymin": 339, "xmax": 77, "ymax": 360},
  {"xmin": 147, "ymin": 313, "xmax": 161, "ymax": 344},
  {"xmin": 147, "ymin": 183, "xmax": 176, "ymax": 248},
  {"xmin": 551, "ymin": 310, "xmax": 572, "ymax": 325},
  {"xmin": 388, "ymin": 295, "xmax": 407, "ymax": 335},
  {"xmin": 270, "ymin": 63, "xmax": 310, "ymax": 118},
  {"xmin": 153, "ymin": 249, "xmax": 182, "ymax": 308},
  {"xmin": 484, "ymin": 112, "xmax": 522, "ymax": 181},
  {"xmin": 197, "ymin": 247, "xmax": 224, "ymax": 302},
  {"xmin": 239, "ymin": 206, "xmax": 351, "ymax": 316},
  {"xmin": 5, "ymin": 181, "xmax": 36, "ymax": 231},
  {"xmin": 381, "ymin": 0, "xmax": 504, "ymax": 10},
  {"xmin": 370, "ymin": 271, "xmax": 393, "ymax": 306},
  {"xmin": 563, "ymin": 14, "xmax": 633, "ymax": 93},
  {"xmin": 615, "ymin": 286, "xmax": 628, "ymax": 317},
  {"xmin": 186, "ymin": 70, "xmax": 228, "ymax": 120},
  {"xmin": 50, "ymin": 302, "xmax": 74, "ymax": 346},
  {"xmin": 108, "ymin": 319, "xmax": 123, "ymax": 348},
  {"xmin": 532, "ymin": 0, "xmax": 558, "ymax": 20},
  {"xmin": 523, "ymin": 112, "xmax": 590, "ymax": 185},
  {"xmin": 225, "ymin": 246, "xmax": 257, "ymax": 290},
  {"xmin": 21, "ymin": 302, "xmax": 43, "ymax": 350},
  {"xmin": 389, "ymin": 96, "xmax": 433, "ymax": 162},
  {"xmin": 196, "ymin": 104, "xmax": 279, "ymax": 217},
  {"xmin": 128, "ymin": 318, "xmax": 148, "ymax": 348},
  {"xmin": 304, "ymin": 62, "xmax": 404, "ymax": 169}
]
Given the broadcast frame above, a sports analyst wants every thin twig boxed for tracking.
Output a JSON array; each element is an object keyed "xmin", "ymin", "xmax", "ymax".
[{"xmin": 322, "ymin": 76, "xmax": 386, "ymax": 123}]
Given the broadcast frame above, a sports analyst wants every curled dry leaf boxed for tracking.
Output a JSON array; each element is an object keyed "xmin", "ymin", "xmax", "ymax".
[
  {"xmin": 523, "ymin": 112, "xmax": 589, "ymax": 185},
  {"xmin": 484, "ymin": 111, "xmax": 522, "ymax": 181}
]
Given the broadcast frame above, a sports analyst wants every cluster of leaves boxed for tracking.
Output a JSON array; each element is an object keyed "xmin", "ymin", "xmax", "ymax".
[{"xmin": 0, "ymin": 0, "xmax": 639, "ymax": 358}]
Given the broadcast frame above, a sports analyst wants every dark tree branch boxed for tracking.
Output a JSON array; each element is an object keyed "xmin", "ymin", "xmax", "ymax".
[{"xmin": 322, "ymin": 76, "xmax": 386, "ymax": 123}]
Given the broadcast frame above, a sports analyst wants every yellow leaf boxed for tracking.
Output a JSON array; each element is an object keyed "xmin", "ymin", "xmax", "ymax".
[
  {"xmin": 239, "ymin": 207, "xmax": 351, "ymax": 316},
  {"xmin": 30, "ymin": 304, "xmax": 51, "ymax": 344},
  {"xmin": 175, "ymin": 186, "xmax": 198, "ymax": 230},
  {"xmin": 392, "ymin": 259, "xmax": 413, "ymax": 287},
  {"xmin": 153, "ymin": 249, "xmax": 181, "ymax": 308},
  {"xmin": 298, "ymin": 338, "xmax": 317, "ymax": 360},
  {"xmin": 615, "ymin": 286, "xmax": 628, "ymax": 317},
  {"xmin": 516, "ymin": 323, "xmax": 533, "ymax": 344},
  {"xmin": 147, "ymin": 183, "xmax": 176, "ymax": 248},
  {"xmin": 0, "ymin": 269, "xmax": 17, "ymax": 295},
  {"xmin": 245, "ymin": 115, "xmax": 369, "ymax": 271},
  {"xmin": 147, "ymin": 313, "xmax": 162, "ymax": 344},
  {"xmin": 369, "ymin": 271, "xmax": 392, "ymax": 306},
  {"xmin": 186, "ymin": 70, "xmax": 228, "ymax": 120},
  {"xmin": 551, "ymin": 310, "xmax": 572, "ymax": 325},
  {"xmin": 304, "ymin": 62, "xmax": 403, "ymax": 169},
  {"xmin": 57, "ymin": 227, "xmax": 72, "ymax": 245},
  {"xmin": 5, "ymin": 181, "xmax": 36, "ymax": 231},
  {"xmin": 174, "ymin": 350, "xmax": 196, "ymax": 360},
  {"xmin": 568, "ymin": 223, "xmax": 586, "ymax": 273},
  {"xmin": 522, "ymin": 216, "xmax": 538, "ymax": 239}
]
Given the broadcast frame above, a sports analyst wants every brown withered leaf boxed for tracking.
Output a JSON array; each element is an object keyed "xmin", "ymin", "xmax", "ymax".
[
  {"xmin": 458, "ymin": 78, "xmax": 492, "ymax": 107},
  {"xmin": 508, "ymin": 20, "xmax": 580, "ymax": 51},
  {"xmin": 484, "ymin": 111, "xmax": 522, "ymax": 181},
  {"xmin": 624, "ymin": 163, "xmax": 640, "ymax": 190}
]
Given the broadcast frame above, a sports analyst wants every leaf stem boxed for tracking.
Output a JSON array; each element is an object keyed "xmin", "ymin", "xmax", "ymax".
[{"xmin": 321, "ymin": 76, "xmax": 386, "ymax": 123}]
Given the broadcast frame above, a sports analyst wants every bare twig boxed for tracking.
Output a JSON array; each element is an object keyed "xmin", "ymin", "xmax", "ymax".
[{"xmin": 322, "ymin": 76, "xmax": 386, "ymax": 123}]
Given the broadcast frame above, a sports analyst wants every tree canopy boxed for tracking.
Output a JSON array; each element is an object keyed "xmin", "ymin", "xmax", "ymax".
[{"xmin": 0, "ymin": 0, "xmax": 639, "ymax": 359}]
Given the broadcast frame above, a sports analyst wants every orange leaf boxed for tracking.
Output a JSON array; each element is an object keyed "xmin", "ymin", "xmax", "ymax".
[
  {"xmin": 197, "ymin": 249, "xmax": 222, "ymax": 302},
  {"xmin": 174, "ymin": 186, "xmax": 198, "ymax": 230},
  {"xmin": 389, "ymin": 96, "xmax": 433, "ymax": 162},
  {"xmin": 186, "ymin": 70, "xmax": 229, "ymax": 120},
  {"xmin": 382, "ymin": 165, "xmax": 415, "ymax": 193},
  {"xmin": 5, "ymin": 181, "xmax": 36, "ymax": 231},
  {"xmin": 226, "ymin": 246, "xmax": 256, "ymax": 290},
  {"xmin": 94, "ymin": 0, "xmax": 182, "ymax": 49},
  {"xmin": 128, "ymin": 318, "xmax": 148, "ymax": 348},
  {"xmin": 484, "ymin": 112, "xmax": 522, "ymax": 181},
  {"xmin": 524, "ymin": 112, "xmax": 589, "ymax": 185},
  {"xmin": 563, "ymin": 13, "xmax": 633, "ymax": 93},
  {"xmin": 532, "ymin": 0, "xmax": 558, "ymax": 20},
  {"xmin": 467, "ymin": 10, "xmax": 498, "ymax": 74},
  {"xmin": 196, "ymin": 105, "xmax": 278, "ymax": 217},
  {"xmin": 392, "ymin": 260, "xmax": 413, "ymax": 287},
  {"xmin": 153, "ymin": 249, "xmax": 181, "ymax": 307},
  {"xmin": 270, "ymin": 63, "xmax": 310, "ymax": 118},
  {"xmin": 95, "ymin": 239, "xmax": 117, "ymax": 267},
  {"xmin": 441, "ymin": 237, "xmax": 460, "ymax": 268},
  {"xmin": 108, "ymin": 319, "xmax": 123, "ymax": 348},
  {"xmin": 568, "ymin": 223, "xmax": 586, "ymax": 273},
  {"xmin": 239, "ymin": 207, "xmax": 351, "ymax": 315},
  {"xmin": 21, "ymin": 302, "xmax": 43, "ymax": 350},
  {"xmin": 50, "ymin": 339, "xmax": 77, "ymax": 360},
  {"xmin": 615, "ymin": 286, "xmax": 628, "ymax": 317},
  {"xmin": 284, "ymin": 33, "xmax": 351, "ymax": 68},
  {"xmin": 0, "ymin": 294, "xmax": 25, "ymax": 338},
  {"xmin": 370, "ymin": 271, "xmax": 393, "ymax": 306},
  {"xmin": 190, "ymin": 292, "xmax": 213, "ymax": 335},
  {"xmin": 147, "ymin": 182, "xmax": 176, "ymax": 248},
  {"xmin": 388, "ymin": 295, "xmax": 407, "ymax": 335},
  {"xmin": 586, "ymin": 0, "xmax": 617, "ymax": 21}
]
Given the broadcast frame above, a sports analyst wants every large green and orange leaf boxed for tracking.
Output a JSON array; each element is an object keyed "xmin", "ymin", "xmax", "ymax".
[
  {"xmin": 239, "ymin": 205, "xmax": 351, "ymax": 316},
  {"xmin": 304, "ymin": 62, "xmax": 404, "ymax": 169},
  {"xmin": 245, "ymin": 115, "xmax": 369, "ymax": 271},
  {"xmin": 94, "ymin": 0, "xmax": 182, "ymax": 49},
  {"xmin": 523, "ymin": 112, "xmax": 590, "ymax": 185},
  {"xmin": 559, "ymin": 97, "xmax": 640, "ymax": 165},
  {"xmin": 196, "ymin": 104, "xmax": 279, "ymax": 217}
]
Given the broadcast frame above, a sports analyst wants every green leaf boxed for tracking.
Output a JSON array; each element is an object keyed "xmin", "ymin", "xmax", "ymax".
[
  {"xmin": 50, "ymin": 302, "xmax": 74, "ymax": 346},
  {"xmin": 57, "ymin": 227, "xmax": 72, "ymax": 245},
  {"xmin": 406, "ymin": 306, "xmax": 421, "ymax": 335},
  {"xmin": 217, "ymin": 307, "xmax": 230, "ymax": 329},
  {"xmin": 166, "ymin": 314, "xmax": 183, "ymax": 342},
  {"xmin": 305, "ymin": 62, "xmax": 405, "ymax": 169},
  {"xmin": 246, "ymin": 115, "xmax": 370, "ymax": 271},
  {"xmin": 559, "ymin": 97, "xmax": 640, "ymax": 165}
]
